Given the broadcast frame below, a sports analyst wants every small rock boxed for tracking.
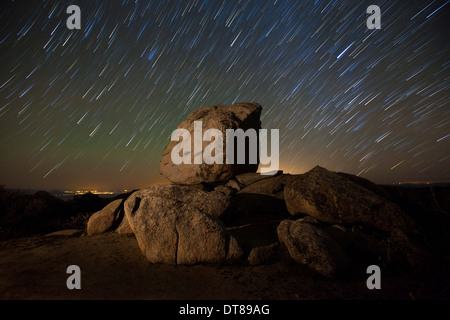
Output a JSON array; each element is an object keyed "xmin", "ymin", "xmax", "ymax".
[
  {"xmin": 248, "ymin": 242, "xmax": 279, "ymax": 265},
  {"xmin": 87, "ymin": 199, "xmax": 123, "ymax": 236},
  {"xmin": 214, "ymin": 185, "xmax": 237, "ymax": 196},
  {"xmin": 225, "ymin": 179, "xmax": 243, "ymax": 191}
]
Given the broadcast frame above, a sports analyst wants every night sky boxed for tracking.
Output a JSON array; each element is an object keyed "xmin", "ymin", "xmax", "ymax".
[{"xmin": 0, "ymin": 0, "xmax": 449, "ymax": 191}]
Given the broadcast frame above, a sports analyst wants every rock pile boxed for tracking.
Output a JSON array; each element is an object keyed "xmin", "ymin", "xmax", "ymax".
[{"xmin": 87, "ymin": 103, "xmax": 429, "ymax": 277}]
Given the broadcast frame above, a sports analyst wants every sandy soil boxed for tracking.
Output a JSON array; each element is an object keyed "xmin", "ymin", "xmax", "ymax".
[{"xmin": 0, "ymin": 231, "xmax": 448, "ymax": 300}]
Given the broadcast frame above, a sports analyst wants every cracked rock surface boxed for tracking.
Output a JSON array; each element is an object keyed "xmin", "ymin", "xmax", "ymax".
[{"xmin": 124, "ymin": 185, "xmax": 242, "ymax": 265}]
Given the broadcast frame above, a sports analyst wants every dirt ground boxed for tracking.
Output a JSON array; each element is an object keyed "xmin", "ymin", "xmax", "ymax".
[{"xmin": 0, "ymin": 231, "xmax": 448, "ymax": 300}]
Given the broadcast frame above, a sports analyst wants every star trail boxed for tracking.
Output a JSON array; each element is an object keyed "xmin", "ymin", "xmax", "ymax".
[{"xmin": 0, "ymin": 0, "xmax": 449, "ymax": 190}]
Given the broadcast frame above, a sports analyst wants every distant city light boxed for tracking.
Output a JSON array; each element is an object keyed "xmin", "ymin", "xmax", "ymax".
[{"xmin": 63, "ymin": 190, "xmax": 118, "ymax": 195}]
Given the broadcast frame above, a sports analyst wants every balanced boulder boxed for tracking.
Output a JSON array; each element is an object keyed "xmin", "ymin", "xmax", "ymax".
[{"xmin": 160, "ymin": 103, "xmax": 262, "ymax": 184}]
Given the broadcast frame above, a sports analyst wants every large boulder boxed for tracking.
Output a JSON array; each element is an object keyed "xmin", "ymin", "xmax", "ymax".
[
  {"xmin": 127, "ymin": 184, "xmax": 231, "ymax": 219},
  {"xmin": 160, "ymin": 103, "xmax": 262, "ymax": 184},
  {"xmin": 277, "ymin": 219, "xmax": 349, "ymax": 277},
  {"xmin": 284, "ymin": 166, "xmax": 415, "ymax": 232},
  {"xmin": 124, "ymin": 186, "xmax": 242, "ymax": 265},
  {"xmin": 87, "ymin": 199, "xmax": 123, "ymax": 236}
]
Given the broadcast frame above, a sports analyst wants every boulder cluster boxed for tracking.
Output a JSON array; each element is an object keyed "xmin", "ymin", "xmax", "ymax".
[{"xmin": 87, "ymin": 103, "xmax": 427, "ymax": 277}]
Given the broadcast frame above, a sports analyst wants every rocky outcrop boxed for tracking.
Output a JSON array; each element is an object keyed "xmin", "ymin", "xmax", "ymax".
[
  {"xmin": 84, "ymin": 161, "xmax": 440, "ymax": 277},
  {"xmin": 277, "ymin": 219, "xmax": 349, "ymax": 277},
  {"xmin": 83, "ymin": 98, "xmax": 440, "ymax": 278},
  {"xmin": 284, "ymin": 166, "xmax": 415, "ymax": 232},
  {"xmin": 160, "ymin": 103, "xmax": 262, "ymax": 184},
  {"xmin": 124, "ymin": 185, "xmax": 242, "ymax": 265}
]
